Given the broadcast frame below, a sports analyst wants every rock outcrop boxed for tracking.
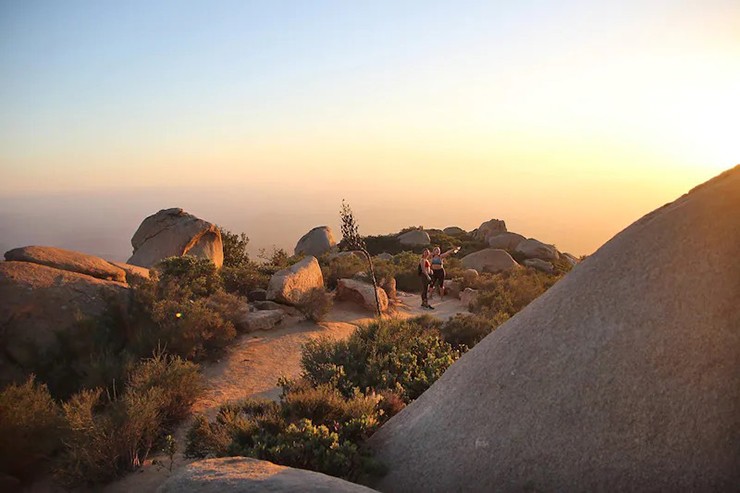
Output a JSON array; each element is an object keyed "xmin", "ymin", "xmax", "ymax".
[
  {"xmin": 157, "ymin": 457, "xmax": 378, "ymax": 493},
  {"xmin": 127, "ymin": 208, "xmax": 224, "ymax": 268},
  {"xmin": 336, "ymin": 278, "xmax": 389, "ymax": 313},
  {"xmin": 370, "ymin": 166, "xmax": 740, "ymax": 492},
  {"xmin": 461, "ymin": 248, "xmax": 520, "ymax": 273},
  {"xmin": 515, "ymin": 238, "xmax": 560, "ymax": 260},
  {"xmin": 459, "ymin": 287, "xmax": 479, "ymax": 308},
  {"xmin": 442, "ymin": 226, "xmax": 466, "ymax": 235},
  {"xmin": 397, "ymin": 230, "xmax": 430, "ymax": 246},
  {"xmin": 238, "ymin": 310, "xmax": 285, "ymax": 332},
  {"xmin": 473, "ymin": 218, "xmax": 507, "ymax": 241},
  {"xmin": 486, "ymin": 231, "xmax": 526, "ymax": 251},
  {"xmin": 5, "ymin": 246, "xmax": 127, "ymax": 283},
  {"xmin": 108, "ymin": 261, "xmax": 151, "ymax": 284},
  {"xmin": 523, "ymin": 257, "xmax": 555, "ymax": 273},
  {"xmin": 266, "ymin": 256, "xmax": 324, "ymax": 306},
  {"xmin": 294, "ymin": 226, "xmax": 337, "ymax": 257},
  {"xmin": 0, "ymin": 261, "xmax": 129, "ymax": 371}
]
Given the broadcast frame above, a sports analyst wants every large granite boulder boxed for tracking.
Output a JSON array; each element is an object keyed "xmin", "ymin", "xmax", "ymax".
[
  {"xmin": 294, "ymin": 226, "xmax": 337, "ymax": 257},
  {"xmin": 0, "ymin": 261, "xmax": 129, "ymax": 370},
  {"xmin": 266, "ymin": 256, "xmax": 324, "ymax": 306},
  {"xmin": 336, "ymin": 278, "xmax": 389, "ymax": 313},
  {"xmin": 460, "ymin": 248, "xmax": 520, "ymax": 273},
  {"xmin": 397, "ymin": 230, "xmax": 430, "ymax": 246},
  {"xmin": 370, "ymin": 166, "xmax": 740, "ymax": 492},
  {"xmin": 473, "ymin": 218, "xmax": 507, "ymax": 240},
  {"xmin": 486, "ymin": 231, "xmax": 526, "ymax": 251},
  {"xmin": 443, "ymin": 226, "xmax": 466, "ymax": 235},
  {"xmin": 157, "ymin": 457, "xmax": 378, "ymax": 493},
  {"xmin": 5, "ymin": 245, "xmax": 126, "ymax": 283},
  {"xmin": 127, "ymin": 208, "xmax": 224, "ymax": 268},
  {"xmin": 515, "ymin": 238, "xmax": 560, "ymax": 260}
]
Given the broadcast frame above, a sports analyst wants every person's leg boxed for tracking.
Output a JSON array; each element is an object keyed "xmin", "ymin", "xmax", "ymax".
[{"xmin": 421, "ymin": 277, "xmax": 429, "ymax": 306}]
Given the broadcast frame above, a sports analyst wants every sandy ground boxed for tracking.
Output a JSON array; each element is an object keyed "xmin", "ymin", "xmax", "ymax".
[{"xmin": 101, "ymin": 293, "xmax": 467, "ymax": 493}]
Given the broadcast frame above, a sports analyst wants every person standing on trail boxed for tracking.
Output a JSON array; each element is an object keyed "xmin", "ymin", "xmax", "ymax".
[
  {"xmin": 429, "ymin": 245, "xmax": 460, "ymax": 300},
  {"xmin": 419, "ymin": 248, "xmax": 434, "ymax": 309}
]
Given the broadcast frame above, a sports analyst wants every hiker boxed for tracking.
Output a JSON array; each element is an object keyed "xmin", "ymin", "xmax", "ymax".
[
  {"xmin": 419, "ymin": 248, "xmax": 434, "ymax": 309},
  {"xmin": 429, "ymin": 246, "xmax": 460, "ymax": 299}
]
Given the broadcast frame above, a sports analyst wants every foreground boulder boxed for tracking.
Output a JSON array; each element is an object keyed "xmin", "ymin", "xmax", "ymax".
[
  {"xmin": 473, "ymin": 218, "xmax": 507, "ymax": 240},
  {"xmin": 460, "ymin": 248, "xmax": 520, "ymax": 273},
  {"xmin": 515, "ymin": 237, "xmax": 560, "ymax": 260},
  {"xmin": 370, "ymin": 166, "xmax": 740, "ymax": 491},
  {"xmin": 5, "ymin": 245, "xmax": 127, "ymax": 283},
  {"xmin": 397, "ymin": 230, "xmax": 430, "ymax": 246},
  {"xmin": 294, "ymin": 226, "xmax": 337, "ymax": 257},
  {"xmin": 128, "ymin": 208, "xmax": 224, "ymax": 268},
  {"xmin": 266, "ymin": 256, "xmax": 324, "ymax": 305},
  {"xmin": 336, "ymin": 278, "xmax": 389, "ymax": 313},
  {"xmin": 157, "ymin": 457, "xmax": 378, "ymax": 493},
  {"xmin": 0, "ymin": 261, "xmax": 129, "ymax": 370}
]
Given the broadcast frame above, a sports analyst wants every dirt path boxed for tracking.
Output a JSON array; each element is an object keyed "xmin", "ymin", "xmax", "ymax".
[{"xmin": 104, "ymin": 294, "xmax": 468, "ymax": 492}]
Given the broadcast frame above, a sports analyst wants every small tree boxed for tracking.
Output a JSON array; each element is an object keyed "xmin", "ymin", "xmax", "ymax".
[{"xmin": 339, "ymin": 200, "xmax": 382, "ymax": 317}]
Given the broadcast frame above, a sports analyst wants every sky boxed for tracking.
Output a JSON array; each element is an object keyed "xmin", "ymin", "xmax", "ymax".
[{"xmin": 0, "ymin": 0, "xmax": 738, "ymax": 260}]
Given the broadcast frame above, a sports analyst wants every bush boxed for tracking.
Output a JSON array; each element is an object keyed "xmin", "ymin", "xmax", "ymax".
[
  {"xmin": 220, "ymin": 263, "xmax": 270, "ymax": 296},
  {"xmin": 126, "ymin": 351, "xmax": 201, "ymax": 425},
  {"xmin": 301, "ymin": 316, "xmax": 457, "ymax": 402},
  {"xmin": 219, "ymin": 227, "xmax": 250, "ymax": 268},
  {"xmin": 298, "ymin": 287, "xmax": 334, "ymax": 322},
  {"xmin": 441, "ymin": 313, "xmax": 509, "ymax": 350},
  {"xmin": 471, "ymin": 269, "xmax": 559, "ymax": 318},
  {"xmin": 184, "ymin": 415, "xmax": 231, "ymax": 458},
  {"xmin": 157, "ymin": 256, "xmax": 222, "ymax": 298},
  {"xmin": 0, "ymin": 377, "xmax": 62, "ymax": 479},
  {"xmin": 147, "ymin": 298, "xmax": 236, "ymax": 361},
  {"xmin": 319, "ymin": 254, "xmax": 365, "ymax": 290}
]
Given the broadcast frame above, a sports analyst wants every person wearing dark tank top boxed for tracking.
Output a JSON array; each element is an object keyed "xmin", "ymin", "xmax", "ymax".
[{"xmin": 429, "ymin": 245, "xmax": 460, "ymax": 300}]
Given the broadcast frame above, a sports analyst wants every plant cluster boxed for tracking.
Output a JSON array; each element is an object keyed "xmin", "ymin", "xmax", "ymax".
[{"xmin": 186, "ymin": 316, "xmax": 459, "ymax": 481}]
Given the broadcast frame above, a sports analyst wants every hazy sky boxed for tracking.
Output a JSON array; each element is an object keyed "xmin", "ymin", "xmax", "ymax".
[{"xmin": 1, "ymin": 1, "xmax": 737, "ymax": 259}]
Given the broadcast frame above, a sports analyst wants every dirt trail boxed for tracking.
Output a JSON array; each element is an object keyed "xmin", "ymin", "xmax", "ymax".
[{"xmin": 104, "ymin": 293, "xmax": 468, "ymax": 492}]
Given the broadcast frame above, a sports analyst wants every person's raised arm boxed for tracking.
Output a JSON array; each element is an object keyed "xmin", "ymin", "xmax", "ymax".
[{"xmin": 440, "ymin": 246, "xmax": 460, "ymax": 258}]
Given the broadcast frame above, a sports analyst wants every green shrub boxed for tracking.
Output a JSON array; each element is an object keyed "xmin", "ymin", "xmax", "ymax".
[
  {"xmin": 301, "ymin": 316, "xmax": 457, "ymax": 402},
  {"xmin": 250, "ymin": 418, "xmax": 373, "ymax": 480},
  {"xmin": 472, "ymin": 269, "xmax": 559, "ymax": 317},
  {"xmin": 319, "ymin": 254, "xmax": 365, "ymax": 290},
  {"xmin": 156, "ymin": 256, "xmax": 222, "ymax": 298},
  {"xmin": 147, "ymin": 298, "xmax": 236, "ymax": 360},
  {"xmin": 0, "ymin": 377, "xmax": 62, "ymax": 479},
  {"xmin": 219, "ymin": 227, "xmax": 250, "ymax": 268},
  {"xmin": 220, "ymin": 263, "xmax": 270, "ymax": 296},
  {"xmin": 441, "ymin": 313, "xmax": 509, "ymax": 350},
  {"xmin": 298, "ymin": 287, "xmax": 334, "ymax": 322},
  {"xmin": 206, "ymin": 291, "xmax": 249, "ymax": 330},
  {"xmin": 185, "ymin": 415, "xmax": 231, "ymax": 458}
]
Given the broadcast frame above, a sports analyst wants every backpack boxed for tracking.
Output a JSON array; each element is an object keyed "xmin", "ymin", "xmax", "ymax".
[{"xmin": 417, "ymin": 262, "xmax": 423, "ymax": 276}]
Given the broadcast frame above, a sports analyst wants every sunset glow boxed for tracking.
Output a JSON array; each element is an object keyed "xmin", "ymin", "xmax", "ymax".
[{"xmin": 1, "ymin": 1, "xmax": 737, "ymax": 258}]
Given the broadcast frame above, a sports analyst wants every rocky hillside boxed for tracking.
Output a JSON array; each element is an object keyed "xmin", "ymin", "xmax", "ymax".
[{"xmin": 369, "ymin": 166, "xmax": 740, "ymax": 491}]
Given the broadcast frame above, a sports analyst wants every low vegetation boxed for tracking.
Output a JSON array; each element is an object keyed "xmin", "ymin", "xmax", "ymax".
[
  {"xmin": 186, "ymin": 316, "xmax": 459, "ymax": 480},
  {"xmin": 1, "ymin": 223, "xmax": 568, "ymax": 488}
]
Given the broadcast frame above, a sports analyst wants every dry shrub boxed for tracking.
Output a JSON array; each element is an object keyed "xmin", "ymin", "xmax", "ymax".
[
  {"xmin": 0, "ymin": 377, "xmax": 62, "ymax": 479},
  {"xmin": 299, "ymin": 287, "xmax": 333, "ymax": 322}
]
